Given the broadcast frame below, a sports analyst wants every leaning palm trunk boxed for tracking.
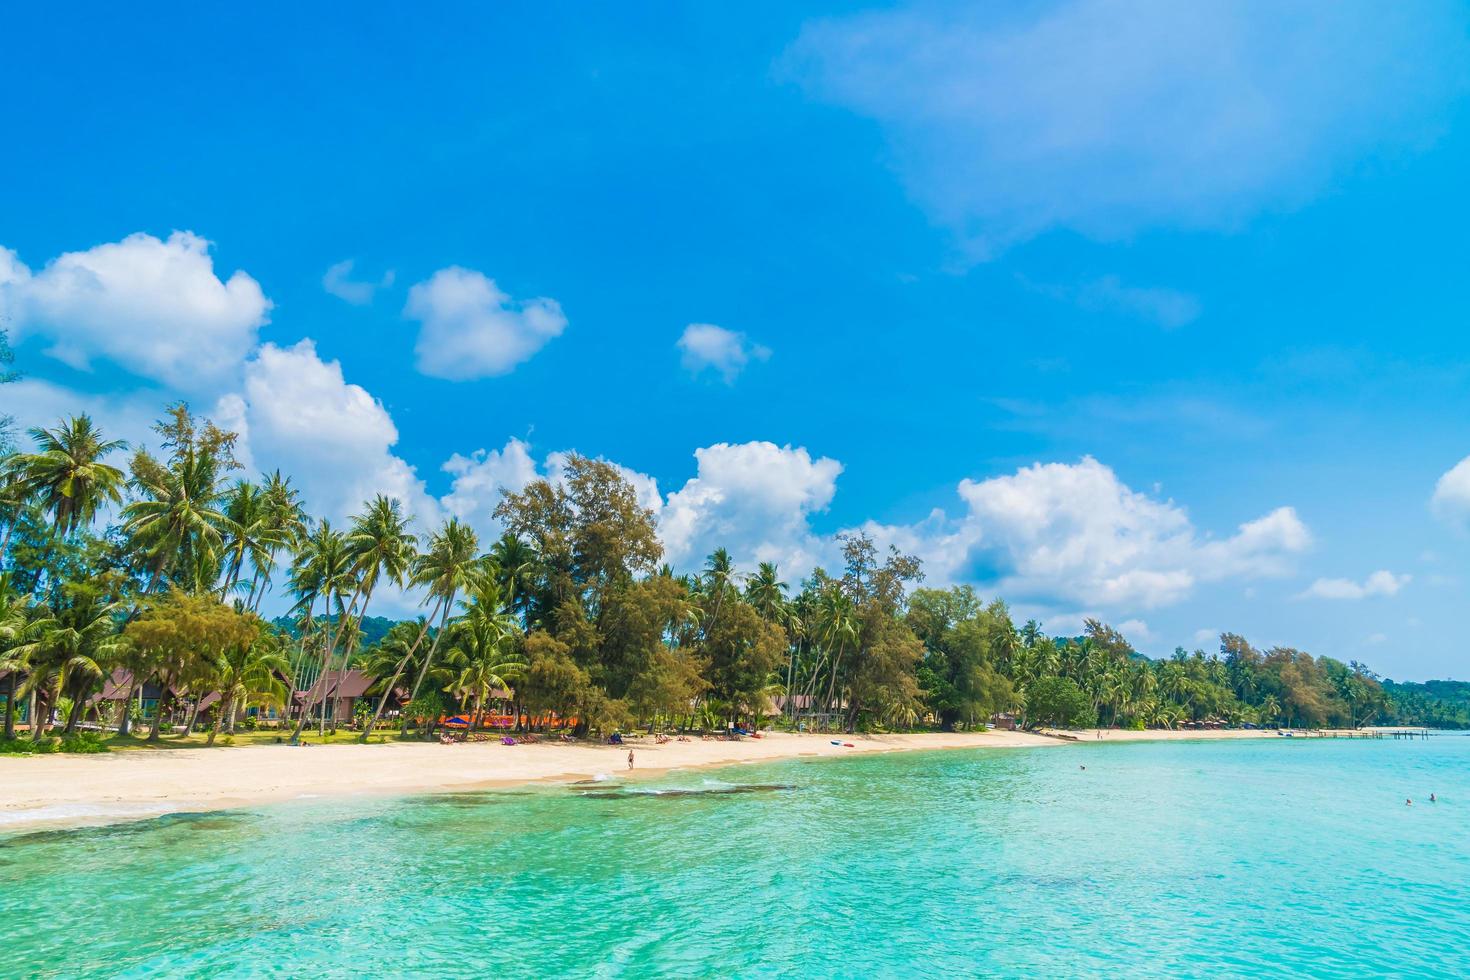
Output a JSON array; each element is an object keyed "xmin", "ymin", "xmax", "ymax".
[
  {"xmin": 293, "ymin": 592, "xmax": 355, "ymax": 740},
  {"xmin": 64, "ymin": 693, "xmax": 85, "ymax": 735},
  {"xmin": 181, "ymin": 698, "xmax": 202, "ymax": 737},
  {"xmin": 28, "ymin": 689, "xmax": 43, "ymax": 741},
  {"xmin": 327, "ymin": 584, "xmax": 375, "ymax": 733},
  {"xmin": 207, "ymin": 691, "xmax": 234, "ymax": 746},
  {"xmin": 360, "ymin": 600, "xmax": 441, "ymax": 741},
  {"xmin": 402, "ymin": 592, "xmax": 459, "ymax": 735},
  {"xmin": 3, "ymin": 671, "xmax": 16, "ymax": 740},
  {"xmin": 117, "ymin": 678, "xmax": 138, "ymax": 736},
  {"xmin": 148, "ymin": 690, "xmax": 171, "ymax": 741}
]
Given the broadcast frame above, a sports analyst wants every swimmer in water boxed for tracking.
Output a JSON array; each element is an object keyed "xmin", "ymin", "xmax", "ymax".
[
  {"xmin": 1406, "ymin": 798, "xmax": 1413, "ymax": 806},
  {"xmin": 1430, "ymin": 793, "xmax": 1437, "ymax": 803},
  {"xmin": 1080, "ymin": 765, "xmax": 1086, "ymax": 770}
]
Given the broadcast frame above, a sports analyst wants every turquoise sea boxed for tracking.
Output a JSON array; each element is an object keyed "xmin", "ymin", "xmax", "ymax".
[{"xmin": 4, "ymin": 736, "xmax": 1468, "ymax": 978}]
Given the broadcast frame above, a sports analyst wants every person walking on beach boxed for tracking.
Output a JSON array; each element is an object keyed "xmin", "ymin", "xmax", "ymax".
[{"xmin": 628, "ymin": 749, "xmax": 635, "ymax": 770}]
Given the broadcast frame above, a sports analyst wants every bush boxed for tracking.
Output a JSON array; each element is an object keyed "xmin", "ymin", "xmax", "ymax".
[
  {"xmin": 34, "ymin": 735, "xmax": 62, "ymax": 754},
  {"xmin": 59, "ymin": 731, "xmax": 110, "ymax": 753},
  {"xmin": 1026, "ymin": 677, "xmax": 1097, "ymax": 729},
  {"xmin": 0, "ymin": 737, "xmax": 36, "ymax": 755}
]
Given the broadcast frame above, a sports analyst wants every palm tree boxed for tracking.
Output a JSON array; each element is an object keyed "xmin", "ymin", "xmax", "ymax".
[
  {"xmin": 13, "ymin": 585, "xmax": 123, "ymax": 738},
  {"xmin": 813, "ymin": 589, "xmax": 857, "ymax": 719},
  {"xmin": 744, "ymin": 561, "xmax": 789, "ymax": 624},
  {"xmin": 123, "ymin": 450, "xmax": 232, "ymax": 596},
  {"xmin": 9, "ymin": 415, "xmax": 127, "ymax": 540},
  {"xmin": 0, "ymin": 467, "xmax": 33, "ymax": 569},
  {"xmin": 247, "ymin": 470, "xmax": 308, "ymax": 612},
  {"xmin": 443, "ymin": 581, "xmax": 524, "ymax": 731},
  {"xmin": 0, "ymin": 574, "xmax": 39, "ymax": 739},
  {"xmin": 206, "ymin": 620, "xmax": 289, "ymax": 745},
  {"xmin": 218, "ymin": 480, "xmax": 271, "ymax": 601},
  {"xmin": 489, "ymin": 533, "xmax": 538, "ymax": 626},
  {"xmin": 287, "ymin": 520, "xmax": 353, "ymax": 738},
  {"xmin": 361, "ymin": 518, "xmax": 481, "ymax": 740},
  {"xmin": 700, "ymin": 547, "xmax": 738, "ymax": 636},
  {"xmin": 320, "ymin": 495, "xmax": 417, "ymax": 730}
]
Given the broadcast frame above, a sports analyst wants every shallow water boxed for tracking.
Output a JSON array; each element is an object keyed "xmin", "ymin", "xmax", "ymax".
[{"xmin": 4, "ymin": 737, "xmax": 1468, "ymax": 977}]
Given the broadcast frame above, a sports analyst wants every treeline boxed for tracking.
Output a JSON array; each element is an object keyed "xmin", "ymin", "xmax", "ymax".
[
  {"xmin": 0, "ymin": 401, "xmax": 1461, "ymax": 752},
  {"xmin": 1381, "ymin": 680, "xmax": 1470, "ymax": 729}
]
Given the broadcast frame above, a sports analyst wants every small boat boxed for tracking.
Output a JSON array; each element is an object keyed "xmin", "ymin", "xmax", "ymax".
[
  {"xmin": 830, "ymin": 740, "xmax": 842, "ymax": 745},
  {"xmin": 1277, "ymin": 730, "xmax": 1294, "ymax": 738},
  {"xmin": 843, "ymin": 742, "xmax": 855, "ymax": 748}
]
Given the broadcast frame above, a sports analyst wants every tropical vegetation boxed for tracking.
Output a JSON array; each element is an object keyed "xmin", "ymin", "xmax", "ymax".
[{"xmin": 0, "ymin": 393, "xmax": 1464, "ymax": 754}]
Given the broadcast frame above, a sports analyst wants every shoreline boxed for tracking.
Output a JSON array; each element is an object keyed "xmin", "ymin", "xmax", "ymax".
[{"xmin": 0, "ymin": 728, "xmax": 1277, "ymax": 834}]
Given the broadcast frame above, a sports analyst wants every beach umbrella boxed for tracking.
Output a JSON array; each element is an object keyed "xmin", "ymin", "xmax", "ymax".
[{"xmin": 442, "ymin": 715, "xmax": 470, "ymax": 728}]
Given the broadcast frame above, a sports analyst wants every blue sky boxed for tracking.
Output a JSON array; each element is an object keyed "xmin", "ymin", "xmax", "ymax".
[{"xmin": 4, "ymin": 1, "xmax": 1470, "ymax": 679}]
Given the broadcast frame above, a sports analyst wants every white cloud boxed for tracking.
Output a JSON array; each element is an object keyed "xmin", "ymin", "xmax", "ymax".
[
  {"xmin": 404, "ymin": 267, "xmax": 566, "ymax": 380},
  {"xmin": 440, "ymin": 439, "xmax": 541, "ymax": 538},
  {"xmin": 323, "ymin": 259, "xmax": 394, "ymax": 305},
  {"xmin": 6, "ymin": 377, "xmax": 160, "ymax": 458},
  {"xmin": 661, "ymin": 442, "xmax": 842, "ymax": 575},
  {"xmin": 788, "ymin": 0, "xmax": 1469, "ymax": 257},
  {"xmin": 0, "ymin": 232, "xmax": 269, "ymax": 390},
  {"xmin": 1193, "ymin": 628, "xmax": 1220, "ymax": 645},
  {"xmin": 1116, "ymin": 619, "xmax": 1151, "ymax": 642},
  {"xmin": 237, "ymin": 340, "xmax": 439, "ymax": 527},
  {"xmin": 859, "ymin": 457, "xmax": 1309, "ymax": 610},
  {"xmin": 1431, "ymin": 456, "xmax": 1470, "ymax": 525},
  {"xmin": 1299, "ymin": 570, "xmax": 1409, "ymax": 601},
  {"xmin": 677, "ymin": 323, "xmax": 771, "ymax": 382}
]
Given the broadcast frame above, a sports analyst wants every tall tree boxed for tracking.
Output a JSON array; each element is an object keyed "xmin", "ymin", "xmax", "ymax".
[{"xmin": 9, "ymin": 415, "xmax": 127, "ymax": 540}]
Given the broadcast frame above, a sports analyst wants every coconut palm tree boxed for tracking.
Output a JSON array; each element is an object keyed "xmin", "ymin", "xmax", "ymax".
[
  {"xmin": 287, "ymin": 520, "xmax": 354, "ymax": 738},
  {"xmin": 0, "ymin": 573, "xmax": 39, "ymax": 739},
  {"xmin": 218, "ymin": 480, "xmax": 272, "ymax": 601},
  {"xmin": 123, "ymin": 449, "xmax": 232, "ymax": 596},
  {"xmin": 812, "ymin": 589, "xmax": 857, "ymax": 718},
  {"xmin": 0, "ymin": 467, "xmax": 34, "ymax": 569},
  {"xmin": 489, "ymin": 532, "xmax": 538, "ymax": 626},
  {"xmin": 700, "ymin": 547, "xmax": 738, "ymax": 636},
  {"xmin": 246, "ymin": 470, "xmax": 308, "ymax": 612},
  {"xmin": 9, "ymin": 415, "xmax": 127, "ymax": 540},
  {"xmin": 443, "ymin": 581, "xmax": 524, "ymax": 731},
  {"xmin": 319, "ymin": 495, "xmax": 418, "ymax": 728},
  {"xmin": 744, "ymin": 561, "xmax": 789, "ymax": 625},
  {"xmin": 361, "ymin": 518, "xmax": 482, "ymax": 740},
  {"xmin": 207, "ymin": 619, "xmax": 289, "ymax": 745},
  {"xmin": 13, "ymin": 585, "xmax": 123, "ymax": 738}
]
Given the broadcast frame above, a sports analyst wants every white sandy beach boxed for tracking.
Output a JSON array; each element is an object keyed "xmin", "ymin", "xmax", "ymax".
[{"xmin": 0, "ymin": 727, "xmax": 1283, "ymax": 833}]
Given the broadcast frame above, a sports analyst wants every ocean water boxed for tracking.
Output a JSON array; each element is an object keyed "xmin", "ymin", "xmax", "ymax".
[{"xmin": 4, "ymin": 736, "xmax": 1468, "ymax": 978}]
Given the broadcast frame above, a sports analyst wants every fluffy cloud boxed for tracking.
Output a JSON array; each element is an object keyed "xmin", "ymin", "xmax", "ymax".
[
  {"xmin": 1430, "ymin": 456, "xmax": 1470, "ymax": 525},
  {"xmin": 859, "ymin": 457, "xmax": 1309, "ymax": 609},
  {"xmin": 323, "ymin": 259, "xmax": 394, "ymax": 305},
  {"xmin": 677, "ymin": 323, "xmax": 771, "ymax": 382},
  {"xmin": 404, "ymin": 267, "xmax": 566, "ymax": 380},
  {"xmin": 661, "ymin": 442, "xmax": 842, "ymax": 574},
  {"xmin": 0, "ymin": 232, "xmax": 269, "ymax": 390},
  {"xmin": 6, "ymin": 377, "xmax": 161, "ymax": 455},
  {"xmin": 1299, "ymin": 570, "xmax": 1409, "ymax": 601},
  {"xmin": 237, "ymin": 340, "xmax": 438, "ymax": 527},
  {"xmin": 787, "ymin": 0, "xmax": 1469, "ymax": 257},
  {"xmin": 440, "ymin": 439, "xmax": 541, "ymax": 536}
]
